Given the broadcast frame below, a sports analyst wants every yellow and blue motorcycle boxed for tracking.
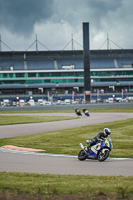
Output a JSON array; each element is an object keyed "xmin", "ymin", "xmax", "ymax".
[{"xmin": 78, "ymin": 137, "xmax": 113, "ymax": 162}]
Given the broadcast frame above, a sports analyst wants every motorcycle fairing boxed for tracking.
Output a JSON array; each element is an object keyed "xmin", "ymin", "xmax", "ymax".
[
  {"xmin": 87, "ymin": 140, "xmax": 111, "ymax": 158},
  {"xmin": 91, "ymin": 143, "xmax": 101, "ymax": 154},
  {"xmin": 101, "ymin": 139, "xmax": 112, "ymax": 149},
  {"xmin": 104, "ymin": 138, "xmax": 111, "ymax": 147},
  {"xmin": 86, "ymin": 143, "xmax": 101, "ymax": 158}
]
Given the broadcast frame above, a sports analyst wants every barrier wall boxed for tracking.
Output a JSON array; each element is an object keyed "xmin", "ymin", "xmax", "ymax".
[{"xmin": 0, "ymin": 102, "xmax": 133, "ymax": 112}]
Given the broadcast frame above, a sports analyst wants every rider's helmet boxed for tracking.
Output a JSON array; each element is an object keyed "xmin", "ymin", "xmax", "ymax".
[{"xmin": 103, "ymin": 128, "xmax": 111, "ymax": 136}]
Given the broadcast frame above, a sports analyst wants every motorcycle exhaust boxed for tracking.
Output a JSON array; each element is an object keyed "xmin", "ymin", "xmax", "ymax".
[{"xmin": 79, "ymin": 143, "xmax": 84, "ymax": 150}]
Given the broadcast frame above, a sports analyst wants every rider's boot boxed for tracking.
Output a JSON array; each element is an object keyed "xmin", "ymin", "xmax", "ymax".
[{"xmin": 87, "ymin": 145, "xmax": 91, "ymax": 153}]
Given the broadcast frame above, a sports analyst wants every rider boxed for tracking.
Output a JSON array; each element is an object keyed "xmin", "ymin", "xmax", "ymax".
[
  {"xmin": 75, "ymin": 108, "xmax": 82, "ymax": 116},
  {"xmin": 83, "ymin": 108, "xmax": 90, "ymax": 116},
  {"xmin": 83, "ymin": 108, "xmax": 87, "ymax": 113},
  {"xmin": 87, "ymin": 128, "xmax": 111, "ymax": 151}
]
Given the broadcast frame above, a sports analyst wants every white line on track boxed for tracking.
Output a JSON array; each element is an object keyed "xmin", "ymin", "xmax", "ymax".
[{"xmin": 0, "ymin": 147, "xmax": 133, "ymax": 161}]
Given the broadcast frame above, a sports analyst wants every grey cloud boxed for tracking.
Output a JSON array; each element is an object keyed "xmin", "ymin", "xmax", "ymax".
[
  {"xmin": 0, "ymin": 0, "xmax": 54, "ymax": 35},
  {"xmin": 88, "ymin": 0, "xmax": 123, "ymax": 12},
  {"xmin": 0, "ymin": 0, "xmax": 133, "ymax": 50},
  {"xmin": 0, "ymin": 0, "xmax": 125, "ymax": 36},
  {"xmin": 51, "ymin": 0, "xmax": 124, "ymax": 31}
]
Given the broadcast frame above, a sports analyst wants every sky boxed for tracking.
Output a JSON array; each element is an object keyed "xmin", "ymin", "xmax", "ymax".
[{"xmin": 0, "ymin": 0, "xmax": 133, "ymax": 51}]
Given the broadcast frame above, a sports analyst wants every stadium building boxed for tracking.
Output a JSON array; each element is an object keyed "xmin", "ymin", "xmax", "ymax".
[{"xmin": 0, "ymin": 49, "xmax": 133, "ymax": 101}]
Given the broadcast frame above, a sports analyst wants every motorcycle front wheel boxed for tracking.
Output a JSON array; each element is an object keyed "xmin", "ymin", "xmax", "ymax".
[
  {"xmin": 78, "ymin": 150, "xmax": 87, "ymax": 161},
  {"xmin": 97, "ymin": 149, "xmax": 110, "ymax": 162}
]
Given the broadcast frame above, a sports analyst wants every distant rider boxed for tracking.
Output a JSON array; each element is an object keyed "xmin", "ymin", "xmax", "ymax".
[
  {"xmin": 87, "ymin": 128, "xmax": 111, "ymax": 151},
  {"xmin": 75, "ymin": 108, "xmax": 82, "ymax": 116},
  {"xmin": 83, "ymin": 108, "xmax": 90, "ymax": 116}
]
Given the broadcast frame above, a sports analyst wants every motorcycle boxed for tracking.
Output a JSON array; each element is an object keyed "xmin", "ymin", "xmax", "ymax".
[
  {"xmin": 83, "ymin": 109, "xmax": 90, "ymax": 117},
  {"xmin": 78, "ymin": 137, "xmax": 112, "ymax": 162},
  {"xmin": 75, "ymin": 109, "xmax": 82, "ymax": 116}
]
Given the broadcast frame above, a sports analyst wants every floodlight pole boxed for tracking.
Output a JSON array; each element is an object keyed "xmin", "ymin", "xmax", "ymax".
[
  {"xmin": 71, "ymin": 34, "xmax": 74, "ymax": 50},
  {"xmin": 36, "ymin": 34, "xmax": 38, "ymax": 52},
  {"xmin": 83, "ymin": 22, "xmax": 91, "ymax": 103},
  {"xmin": 0, "ymin": 35, "xmax": 1, "ymax": 51}
]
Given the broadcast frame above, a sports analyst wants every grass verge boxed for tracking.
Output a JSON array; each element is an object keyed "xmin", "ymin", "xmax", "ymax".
[
  {"xmin": 0, "ymin": 115, "xmax": 77, "ymax": 125},
  {"xmin": 0, "ymin": 172, "xmax": 133, "ymax": 200}
]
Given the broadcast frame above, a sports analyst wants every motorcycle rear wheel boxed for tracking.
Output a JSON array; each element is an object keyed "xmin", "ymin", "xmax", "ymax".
[
  {"xmin": 78, "ymin": 150, "xmax": 87, "ymax": 161},
  {"xmin": 97, "ymin": 149, "xmax": 109, "ymax": 162}
]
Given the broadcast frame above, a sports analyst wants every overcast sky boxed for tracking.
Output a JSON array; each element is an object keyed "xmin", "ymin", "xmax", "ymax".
[{"xmin": 0, "ymin": 0, "xmax": 133, "ymax": 51}]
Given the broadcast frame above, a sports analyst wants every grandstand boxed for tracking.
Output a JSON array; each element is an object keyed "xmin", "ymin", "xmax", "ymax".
[{"xmin": 0, "ymin": 49, "xmax": 133, "ymax": 98}]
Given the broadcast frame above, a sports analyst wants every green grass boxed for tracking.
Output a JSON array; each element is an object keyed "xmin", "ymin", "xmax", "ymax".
[
  {"xmin": 0, "ymin": 115, "xmax": 77, "ymax": 125},
  {"xmin": 0, "ymin": 172, "xmax": 133, "ymax": 199},
  {"xmin": 0, "ymin": 118, "xmax": 133, "ymax": 158}
]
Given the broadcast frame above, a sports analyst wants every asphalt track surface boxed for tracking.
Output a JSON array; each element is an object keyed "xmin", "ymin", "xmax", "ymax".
[{"xmin": 0, "ymin": 112, "xmax": 133, "ymax": 176}]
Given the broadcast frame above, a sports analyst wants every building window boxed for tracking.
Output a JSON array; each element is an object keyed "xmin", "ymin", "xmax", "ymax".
[
  {"xmin": 16, "ymin": 73, "xmax": 24, "ymax": 78},
  {"xmin": 38, "ymin": 73, "xmax": 49, "ymax": 77},
  {"xmin": 3, "ymin": 73, "xmax": 8, "ymax": 78},
  {"xmin": 28, "ymin": 73, "xmax": 36, "ymax": 77}
]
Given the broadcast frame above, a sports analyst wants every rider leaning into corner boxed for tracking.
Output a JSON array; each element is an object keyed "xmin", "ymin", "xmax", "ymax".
[{"xmin": 87, "ymin": 128, "xmax": 111, "ymax": 152}]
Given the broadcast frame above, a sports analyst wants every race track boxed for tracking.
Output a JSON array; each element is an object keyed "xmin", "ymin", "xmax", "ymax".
[{"xmin": 0, "ymin": 112, "xmax": 133, "ymax": 176}]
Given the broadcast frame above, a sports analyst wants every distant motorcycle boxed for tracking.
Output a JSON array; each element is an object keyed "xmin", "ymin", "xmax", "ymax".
[
  {"xmin": 78, "ymin": 137, "xmax": 112, "ymax": 162},
  {"xmin": 75, "ymin": 108, "xmax": 82, "ymax": 116},
  {"xmin": 83, "ymin": 109, "xmax": 90, "ymax": 117}
]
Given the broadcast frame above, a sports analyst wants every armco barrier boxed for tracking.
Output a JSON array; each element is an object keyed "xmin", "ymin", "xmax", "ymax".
[{"xmin": 0, "ymin": 102, "xmax": 133, "ymax": 112}]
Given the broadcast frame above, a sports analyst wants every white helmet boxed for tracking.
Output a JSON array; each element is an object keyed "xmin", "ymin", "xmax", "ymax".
[{"xmin": 104, "ymin": 128, "xmax": 111, "ymax": 136}]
